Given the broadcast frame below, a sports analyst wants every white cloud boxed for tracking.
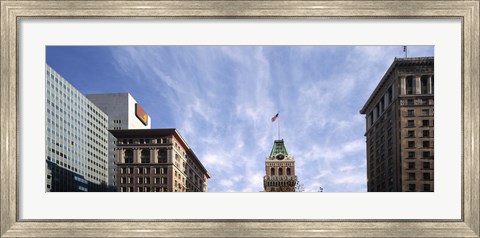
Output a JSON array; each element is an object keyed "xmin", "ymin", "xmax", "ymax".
[
  {"xmin": 333, "ymin": 174, "xmax": 367, "ymax": 185},
  {"xmin": 203, "ymin": 153, "xmax": 233, "ymax": 172},
  {"xmin": 104, "ymin": 45, "xmax": 433, "ymax": 192}
]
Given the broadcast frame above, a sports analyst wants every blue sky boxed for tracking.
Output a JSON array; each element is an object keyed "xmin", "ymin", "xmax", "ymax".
[{"xmin": 46, "ymin": 46, "xmax": 434, "ymax": 192}]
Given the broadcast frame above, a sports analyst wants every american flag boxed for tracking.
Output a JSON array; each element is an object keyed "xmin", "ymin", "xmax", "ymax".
[{"xmin": 271, "ymin": 113, "xmax": 279, "ymax": 122}]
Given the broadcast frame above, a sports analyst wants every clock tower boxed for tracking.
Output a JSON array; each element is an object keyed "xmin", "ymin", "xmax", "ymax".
[{"xmin": 264, "ymin": 139, "xmax": 298, "ymax": 192}]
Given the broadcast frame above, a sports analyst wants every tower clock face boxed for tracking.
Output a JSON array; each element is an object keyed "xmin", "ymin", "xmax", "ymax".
[{"xmin": 276, "ymin": 154, "xmax": 285, "ymax": 160}]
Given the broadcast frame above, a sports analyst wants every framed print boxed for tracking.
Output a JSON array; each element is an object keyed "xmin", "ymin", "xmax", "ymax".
[{"xmin": 1, "ymin": 1, "xmax": 479, "ymax": 237}]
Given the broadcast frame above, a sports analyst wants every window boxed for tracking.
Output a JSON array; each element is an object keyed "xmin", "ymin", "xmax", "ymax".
[
  {"xmin": 408, "ymin": 162, "xmax": 415, "ymax": 169},
  {"xmin": 407, "ymin": 141, "xmax": 415, "ymax": 148},
  {"xmin": 408, "ymin": 173, "xmax": 416, "ymax": 180},
  {"xmin": 407, "ymin": 110, "xmax": 414, "ymax": 116},
  {"xmin": 422, "ymin": 120, "xmax": 430, "ymax": 126},
  {"xmin": 387, "ymin": 86, "xmax": 393, "ymax": 104},
  {"xmin": 287, "ymin": 168, "xmax": 291, "ymax": 175},
  {"xmin": 422, "ymin": 130, "xmax": 430, "ymax": 137},
  {"xmin": 270, "ymin": 168, "xmax": 275, "ymax": 176},
  {"xmin": 421, "ymin": 109, "xmax": 429, "ymax": 116},
  {"xmin": 422, "ymin": 99, "xmax": 429, "ymax": 105},
  {"xmin": 407, "ymin": 130, "xmax": 415, "ymax": 137},
  {"xmin": 407, "ymin": 120, "xmax": 415, "ymax": 127},
  {"xmin": 138, "ymin": 177, "xmax": 143, "ymax": 184},
  {"xmin": 279, "ymin": 168, "xmax": 283, "ymax": 176},
  {"xmin": 423, "ymin": 162, "xmax": 430, "ymax": 169},
  {"xmin": 424, "ymin": 184, "xmax": 431, "ymax": 192},
  {"xmin": 408, "ymin": 151, "xmax": 415, "ymax": 158},
  {"xmin": 406, "ymin": 99, "xmax": 414, "ymax": 106},
  {"xmin": 368, "ymin": 112, "xmax": 373, "ymax": 127},
  {"xmin": 124, "ymin": 149, "xmax": 134, "ymax": 163},
  {"xmin": 423, "ymin": 173, "xmax": 431, "ymax": 180},
  {"xmin": 406, "ymin": 76, "xmax": 414, "ymax": 95},
  {"xmin": 423, "ymin": 141, "xmax": 430, "ymax": 148},
  {"xmin": 421, "ymin": 76, "xmax": 429, "ymax": 94},
  {"xmin": 141, "ymin": 149, "xmax": 150, "ymax": 163},
  {"xmin": 158, "ymin": 149, "xmax": 168, "ymax": 163},
  {"xmin": 423, "ymin": 151, "xmax": 431, "ymax": 159},
  {"xmin": 408, "ymin": 184, "xmax": 416, "ymax": 191}
]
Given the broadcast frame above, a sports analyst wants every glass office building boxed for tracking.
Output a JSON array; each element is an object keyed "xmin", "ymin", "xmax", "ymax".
[{"xmin": 45, "ymin": 65, "xmax": 109, "ymax": 192}]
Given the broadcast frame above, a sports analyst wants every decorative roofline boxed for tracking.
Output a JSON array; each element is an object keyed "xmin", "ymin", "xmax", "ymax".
[{"xmin": 359, "ymin": 57, "xmax": 434, "ymax": 114}]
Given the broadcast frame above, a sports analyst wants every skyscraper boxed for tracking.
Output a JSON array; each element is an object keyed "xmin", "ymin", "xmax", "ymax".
[
  {"xmin": 264, "ymin": 139, "xmax": 297, "ymax": 192},
  {"xmin": 360, "ymin": 57, "xmax": 434, "ymax": 192},
  {"xmin": 45, "ymin": 65, "xmax": 109, "ymax": 192},
  {"xmin": 86, "ymin": 93, "xmax": 151, "ymax": 191},
  {"xmin": 110, "ymin": 129, "xmax": 210, "ymax": 192}
]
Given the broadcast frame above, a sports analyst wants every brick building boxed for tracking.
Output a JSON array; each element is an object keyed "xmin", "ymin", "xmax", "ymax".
[
  {"xmin": 111, "ymin": 129, "xmax": 210, "ymax": 192},
  {"xmin": 360, "ymin": 57, "xmax": 434, "ymax": 192}
]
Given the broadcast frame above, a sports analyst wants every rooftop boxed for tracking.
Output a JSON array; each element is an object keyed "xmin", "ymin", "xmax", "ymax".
[
  {"xmin": 359, "ymin": 57, "xmax": 434, "ymax": 114},
  {"xmin": 270, "ymin": 139, "xmax": 289, "ymax": 157},
  {"xmin": 110, "ymin": 128, "xmax": 210, "ymax": 178}
]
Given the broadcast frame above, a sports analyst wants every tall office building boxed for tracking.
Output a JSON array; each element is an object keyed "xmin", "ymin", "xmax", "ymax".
[
  {"xmin": 360, "ymin": 57, "xmax": 434, "ymax": 192},
  {"xmin": 45, "ymin": 65, "xmax": 109, "ymax": 192},
  {"xmin": 86, "ymin": 93, "xmax": 151, "ymax": 191},
  {"xmin": 110, "ymin": 129, "xmax": 210, "ymax": 192},
  {"xmin": 264, "ymin": 139, "xmax": 298, "ymax": 192}
]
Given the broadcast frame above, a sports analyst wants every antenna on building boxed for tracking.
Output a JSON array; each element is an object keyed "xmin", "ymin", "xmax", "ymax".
[{"xmin": 403, "ymin": 46, "xmax": 408, "ymax": 58}]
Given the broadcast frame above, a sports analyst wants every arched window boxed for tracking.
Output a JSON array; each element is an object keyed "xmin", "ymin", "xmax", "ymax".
[
  {"xmin": 124, "ymin": 149, "xmax": 134, "ymax": 163},
  {"xmin": 141, "ymin": 149, "xmax": 150, "ymax": 163},
  {"xmin": 270, "ymin": 168, "xmax": 275, "ymax": 176},
  {"xmin": 158, "ymin": 149, "xmax": 167, "ymax": 163},
  {"xmin": 286, "ymin": 168, "xmax": 291, "ymax": 175},
  {"xmin": 279, "ymin": 168, "xmax": 283, "ymax": 176}
]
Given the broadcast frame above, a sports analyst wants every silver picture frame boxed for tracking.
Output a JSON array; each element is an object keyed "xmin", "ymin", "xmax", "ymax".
[{"xmin": 1, "ymin": 1, "xmax": 478, "ymax": 237}]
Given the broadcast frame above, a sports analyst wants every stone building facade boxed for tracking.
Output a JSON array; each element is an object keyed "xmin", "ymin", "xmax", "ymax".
[
  {"xmin": 264, "ymin": 139, "xmax": 298, "ymax": 192},
  {"xmin": 110, "ymin": 129, "xmax": 210, "ymax": 192},
  {"xmin": 360, "ymin": 57, "xmax": 434, "ymax": 192}
]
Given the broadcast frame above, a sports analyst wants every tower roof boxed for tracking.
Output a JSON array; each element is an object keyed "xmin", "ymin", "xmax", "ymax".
[{"xmin": 270, "ymin": 139, "xmax": 288, "ymax": 156}]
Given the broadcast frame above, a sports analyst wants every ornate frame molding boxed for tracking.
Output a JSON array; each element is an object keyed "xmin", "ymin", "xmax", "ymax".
[{"xmin": 1, "ymin": 1, "xmax": 478, "ymax": 237}]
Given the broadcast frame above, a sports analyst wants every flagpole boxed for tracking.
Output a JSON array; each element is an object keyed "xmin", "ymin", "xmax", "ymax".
[{"xmin": 278, "ymin": 116, "xmax": 280, "ymax": 140}]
